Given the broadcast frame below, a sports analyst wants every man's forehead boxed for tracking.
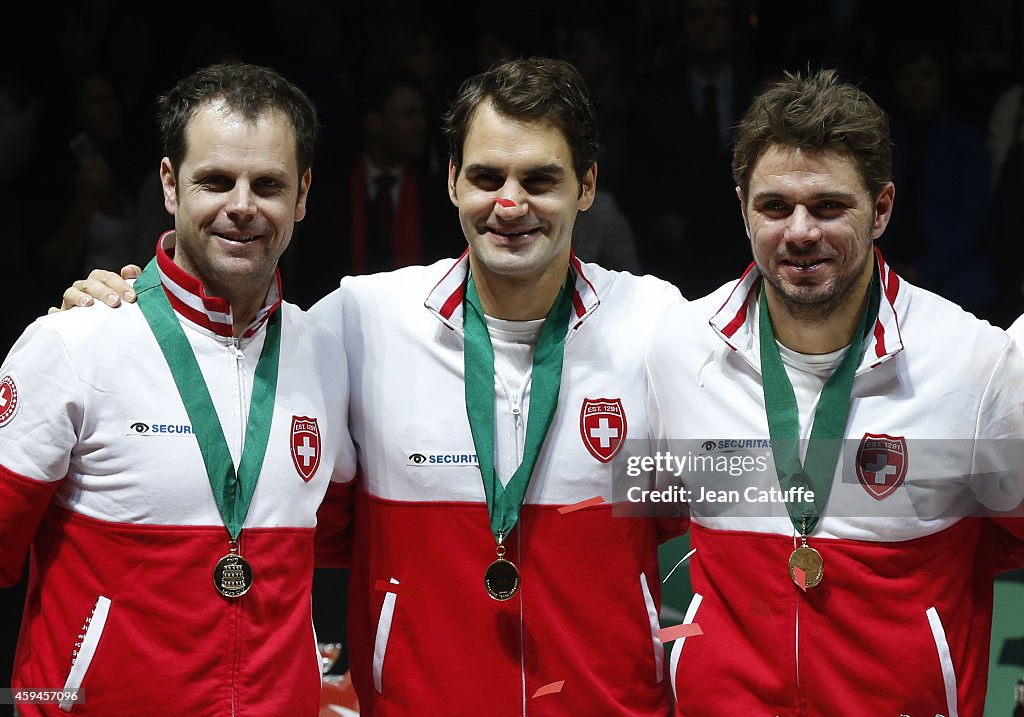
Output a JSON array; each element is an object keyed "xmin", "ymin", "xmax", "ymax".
[
  {"xmin": 466, "ymin": 102, "xmax": 566, "ymax": 145},
  {"xmin": 754, "ymin": 143, "xmax": 852, "ymax": 166},
  {"xmin": 181, "ymin": 105, "xmax": 298, "ymax": 173},
  {"xmin": 189, "ymin": 99, "xmax": 275, "ymax": 127},
  {"xmin": 750, "ymin": 144, "xmax": 867, "ymax": 189}
]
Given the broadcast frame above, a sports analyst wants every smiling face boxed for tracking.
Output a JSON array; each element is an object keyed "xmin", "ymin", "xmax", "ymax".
[
  {"xmin": 449, "ymin": 101, "xmax": 595, "ymax": 296},
  {"xmin": 161, "ymin": 100, "xmax": 310, "ymax": 314},
  {"xmin": 739, "ymin": 144, "xmax": 894, "ymax": 322}
]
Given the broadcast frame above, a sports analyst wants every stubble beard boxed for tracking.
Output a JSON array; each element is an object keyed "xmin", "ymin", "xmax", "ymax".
[{"xmin": 760, "ymin": 251, "xmax": 872, "ymax": 324}]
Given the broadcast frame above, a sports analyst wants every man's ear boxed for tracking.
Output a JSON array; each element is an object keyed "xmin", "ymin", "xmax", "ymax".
[
  {"xmin": 295, "ymin": 168, "xmax": 312, "ymax": 222},
  {"xmin": 736, "ymin": 186, "xmax": 750, "ymax": 238},
  {"xmin": 870, "ymin": 182, "xmax": 895, "ymax": 240},
  {"xmin": 159, "ymin": 158, "xmax": 177, "ymax": 216},
  {"xmin": 577, "ymin": 162, "xmax": 597, "ymax": 210},
  {"xmin": 447, "ymin": 159, "xmax": 459, "ymax": 207}
]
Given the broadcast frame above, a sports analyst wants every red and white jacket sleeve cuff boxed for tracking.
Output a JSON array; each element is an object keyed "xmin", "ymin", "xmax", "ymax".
[
  {"xmin": 314, "ymin": 479, "xmax": 355, "ymax": 568},
  {"xmin": 0, "ymin": 464, "xmax": 61, "ymax": 585}
]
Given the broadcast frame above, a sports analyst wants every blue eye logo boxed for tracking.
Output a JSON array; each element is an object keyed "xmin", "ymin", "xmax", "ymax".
[
  {"xmin": 409, "ymin": 453, "xmax": 427, "ymax": 464},
  {"xmin": 130, "ymin": 422, "xmax": 150, "ymax": 434}
]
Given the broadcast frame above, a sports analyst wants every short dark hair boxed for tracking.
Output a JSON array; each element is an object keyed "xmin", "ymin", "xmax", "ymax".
[
  {"xmin": 442, "ymin": 57, "xmax": 601, "ymax": 185},
  {"xmin": 732, "ymin": 68, "xmax": 892, "ymax": 200},
  {"xmin": 158, "ymin": 62, "xmax": 320, "ymax": 177}
]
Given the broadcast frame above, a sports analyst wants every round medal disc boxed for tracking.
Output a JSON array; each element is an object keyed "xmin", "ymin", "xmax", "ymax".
[
  {"xmin": 214, "ymin": 553, "xmax": 253, "ymax": 598},
  {"xmin": 484, "ymin": 558, "xmax": 520, "ymax": 601},
  {"xmin": 788, "ymin": 545, "xmax": 823, "ymax": 589}
]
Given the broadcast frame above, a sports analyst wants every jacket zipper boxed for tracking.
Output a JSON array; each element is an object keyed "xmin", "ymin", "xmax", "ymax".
[
  {"xmin": 510, "ymin": 374, "xmax": 529, "ymax": 716},
  {"xmin": 230, "ymin": 338, "xmax": 246, "ymax": 717}
]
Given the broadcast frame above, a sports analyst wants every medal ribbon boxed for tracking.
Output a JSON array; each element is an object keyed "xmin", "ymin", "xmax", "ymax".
[
  {"xmin": 134, "ymin": 258, "xmax": 281, "ymax": 540},
  {"xmin": 759, "ymin": 270, "xmax": 879, "ymax": 536},
  {"xmin": 464, "ymin": 271, "xmax": 573, "ymax": 543}
]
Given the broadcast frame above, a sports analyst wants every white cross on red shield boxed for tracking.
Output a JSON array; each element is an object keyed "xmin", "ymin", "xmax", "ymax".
[
  {"xmin": 855, "ymin": 432, "xmax": 908, "ymax": 500},
  {"xmin": 580, "ymin": 398, "xmax": 627, "ymax": 463},
  {"xmin": 290, "ymin": 415, "xmax": 321, "ymax": 482},
  {"xmin": 0, "ymin": 375, "xmax": 18, "ymax": 428}
]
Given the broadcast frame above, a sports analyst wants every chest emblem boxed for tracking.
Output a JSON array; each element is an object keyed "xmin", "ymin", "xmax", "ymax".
[
  {"xmin": 290, "ymin": 416, "xmax": 321, "ymax": 482},
  {"xmin": 580, "ymin": 398, "xmax": 627, "ymax": 463},
  {"xmin": 855, "ymin": 433, "xmax": 908, "ymax": 500},
  {"xmin": 0, "ymin": 375, "xmax": 18, "ymax": 428}
]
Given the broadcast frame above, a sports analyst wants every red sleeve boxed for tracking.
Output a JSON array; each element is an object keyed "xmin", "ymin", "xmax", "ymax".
[
  {"xmin": 0, "ymin": 465, "xmax": 61, "ymax": 586},
  {"xmin": 993, "ymin": 517, "xmax": 1024, "ymax": 574},
  {"xmin": 655, "ymin": 513, "xmax": 691, "ymax": 544},
  {"xmin": 314, "ymin": 480, "xmax": 355, "ymax": 568}
]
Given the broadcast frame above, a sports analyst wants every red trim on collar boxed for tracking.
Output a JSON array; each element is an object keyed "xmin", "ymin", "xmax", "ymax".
[
  {"xmin": 439, "ymin": 283, "xmax": 465, "ymax": 320},
  {"xmin": 878, "ymin": 246, "xmax": 901, "ymax": 306},
  {"xmin": 152, "ymin": 234, "xmax": 282, "ymax": 338},
  {"xmin": 872, "ymin": 316, "xmax": 887, "ymax": 358},
  {"xmin": 437, "ymin": 249, "xmax": 470, "ymax": 320},
  {"xmin": 721, "ymin": 263, "xmax": 760, "ymax": 338},
  {"xmin": 427, "ymin": 250, "xmax": 600, "ymax": 331},
  {"xmin": 156, "ymin": 236, "xmax": 229, "ymax": 313},
  {"xmin": 568, "ymin": 253, "xmax": 594, "ymax": 320}
]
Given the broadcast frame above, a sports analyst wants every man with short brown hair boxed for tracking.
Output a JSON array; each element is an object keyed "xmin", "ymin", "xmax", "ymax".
[
  {"xmin": 647, "ymin": 68, "xmax": 1024, "ymax": 715},
  {"xmin": 0, "ymin": 62, "xmax": 356, "ymax": 716}
]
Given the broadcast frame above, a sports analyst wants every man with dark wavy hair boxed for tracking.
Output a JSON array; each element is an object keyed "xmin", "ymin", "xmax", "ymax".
[
  {"xmin": 647, "ymin": 68, "xmax": 1024, "ymax": 715},
  {"xmin": 308, "ymin": 56, "xmax": 686, "ymax": 715}
]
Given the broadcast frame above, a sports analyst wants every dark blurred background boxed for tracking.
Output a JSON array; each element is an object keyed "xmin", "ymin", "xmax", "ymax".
[{"xmin": 3, "ymin": 0, "xmax": 1024, "ymax": 698}]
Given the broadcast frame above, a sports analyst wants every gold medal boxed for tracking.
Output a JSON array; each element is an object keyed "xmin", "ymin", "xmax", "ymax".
[
  {"xmin": 789, "ymin": 516, "xmax": 823, "ymax": 589},
  {"xmin": 484, "ymin": 535, "xmax": 519, "ymax": 600},
  {"xmin": 214, "ymin": 547, "xmax": 253, "ymax": 598},
  {"xmin": 484, "ymin": 558, "xmax": 520, "ymax": 600},
  {"xmin": 788, "ymin": 545, "xmax": 823, "ymax": 589}
]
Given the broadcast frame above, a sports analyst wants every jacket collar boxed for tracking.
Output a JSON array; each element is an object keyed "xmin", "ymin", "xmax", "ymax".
[
  {"xmin": 154, "ymin": 232, "xmax": 282, "ymax": 340},
  {"xmin": 709, "ymin": 246, "xmax": 905, "ymax": 373},
  {"xmin": 424, "ymin": 249, "xmax": 601, "ymax": 334}
]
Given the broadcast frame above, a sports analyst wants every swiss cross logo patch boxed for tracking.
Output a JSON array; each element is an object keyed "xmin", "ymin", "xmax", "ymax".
[
  {"xmin": 855, "ymin": 432, "xmax": 908, "ymax": 500},
  {"xmin": 580, "ymin": 398, "xmax": 627, "ymax": 463},
  {"xmin": 0, "ymin": 375, "xmax": 18, "ymax": 428},
  {"xmin": 290, "ymin": 416, "xmax": 321, "ymax": 482}
]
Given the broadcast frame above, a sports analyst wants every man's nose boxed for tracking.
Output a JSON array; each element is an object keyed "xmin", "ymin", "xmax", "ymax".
[
  {"xmin": 227, "ymin": 183, "xmax": 257, "ymax": 221},
  {"xmin": 783, "ymin": 205, "xmax": 821, "ymax": 245},
  {"xmin": 494, "ymin": 191, "xmax": 528, "ymax": 219}
]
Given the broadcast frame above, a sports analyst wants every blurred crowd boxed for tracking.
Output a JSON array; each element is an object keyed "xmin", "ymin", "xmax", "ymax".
[{"xmin": 3, "ymin": 0, "xmax": 1024, "ymax": 346}]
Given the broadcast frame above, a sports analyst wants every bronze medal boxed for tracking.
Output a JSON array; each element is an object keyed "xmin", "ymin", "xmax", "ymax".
[
  {"xmin": 788, "ymin": 545, "xmax": 823, "ymax": 589},
  {"xmin": 484, "ymin": 558, "xmax": 520, "ymax": 601},
  {"xmin": 214, "ymin": 552, "xmax": 253, "ymax": 598}
]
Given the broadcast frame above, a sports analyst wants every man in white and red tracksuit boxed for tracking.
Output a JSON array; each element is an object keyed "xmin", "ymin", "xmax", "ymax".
[
  {"xmin": 310, "ymin": 58, "xmax": 689, "ymax": 716},
  {"xmin": 0, "ymin": 64, "xmax": 355, "ymax": 716},
  {"xmin": 645, "ymin": 69, "xmax": 1024, "ymax": 716}
]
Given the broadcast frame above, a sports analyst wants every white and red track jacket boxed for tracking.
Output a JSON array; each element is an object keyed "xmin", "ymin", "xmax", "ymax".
[
  {"xmin": 0, "ymin": 236, "xmax": 356, "ymax": 716},
  {"xmin": 645, "ymin": 251, "xmax": 1024, "ymax": 717},
  {"xmin": 310, "ymin": 252, "xmax": 688, "ymax": 716}
]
